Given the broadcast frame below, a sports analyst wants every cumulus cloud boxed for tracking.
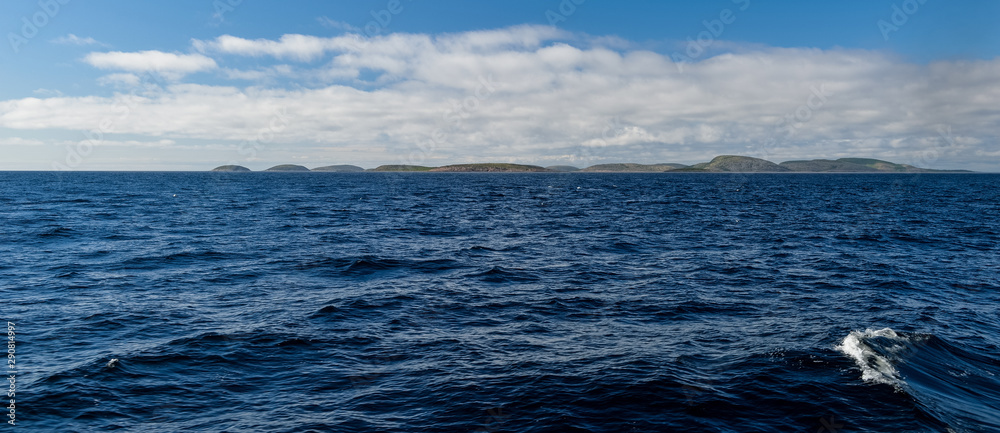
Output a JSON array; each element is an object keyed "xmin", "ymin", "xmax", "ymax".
[
  {"xmin": 4, "ymin": 26, "xmax": 1000, "ymax": 170},
  {"xmin": 84, "ymin": 51, "xmax": 217, "ymax": 79},
  {"xmin": 192, "ymin": 34, "xmax": 357, "ymax": 62},
  {"xmin": 193, "ymin": 25, "xmax": 567, "ymax": 65},
  {"xmin": 97, "ymin": 73, "xmax": 142, "ymax": 87},
  {"xmin": 223, "ymin": 65, "xmax": 296, "ymax": 81}
]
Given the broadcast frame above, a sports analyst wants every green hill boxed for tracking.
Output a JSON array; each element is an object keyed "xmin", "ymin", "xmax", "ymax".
[
  {"xmin": 581, "ymin": 163, "xmax": 685, "ymax": 172},
  {"xmin": 211, "ymin": 165, "xmax": 252, "ymax": 172},
  {"xmin": 430, "ymin": 163, "xmax": 551, "ymax": 172},
  {"xmin": 779, "ymin": 159, "xmax": 879, "ymax": 172},
  {"xmin": 780, "ymin": 158, "xmax": 970, "ymax": 173},
  {"xmin": 312, "ymin": 165, "xmax": 365, "ymax": 172},
  {"xmin": 213, "ymin": 157, "xmax": 972, "ymax": 174},
  {"xmin": 264, "ymin": 164, "xmax": 310, "ymax": 172},
  {"xmin": 368, "ymin": 165, "xmax": 434, "ymax": 172},
  {"xmin": 546, "ymin": 165, "xmax": 581, "ymax": 172},
  {"xmin": 834, "ymin": 158, "xmax": 920, "ymax": 172},
  {"xmin": 698, "ymin": 155, "xmax": 791, "ymax": 172}
]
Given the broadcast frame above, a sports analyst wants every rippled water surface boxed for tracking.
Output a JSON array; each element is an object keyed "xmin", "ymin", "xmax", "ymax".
[{"xmin": 3, "ymin": 172, "xmax": 999, "ymax": 432}]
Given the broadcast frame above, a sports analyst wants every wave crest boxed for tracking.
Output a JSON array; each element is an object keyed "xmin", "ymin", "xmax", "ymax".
[{"xmin": 836, "ymin": 328, "xmax": 925, "ymax": 386}]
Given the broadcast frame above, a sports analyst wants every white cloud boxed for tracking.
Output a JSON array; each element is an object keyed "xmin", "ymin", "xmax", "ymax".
[
  {"xmin": 52, "ymin": 34, "xmax": 107, "ymax": 46},
  {"xmin": 435, "ymin": 25, "xmax": 568, "ymax": 52},
  {"xmin": 223, "ymin": 65, "xmax": 296, "ymax": 81},
  {"xmin": 0, "ymin": 137, "xmax": 46, "ymax": 147},
  {"xmin": 32, "ymin": 88, "xmax": 64, "ymax": 97},
  {"xmin": 84, "ymin": 51, "xmax": 217, "ymax": 79},
  {"xmin": 5, "ymin": 27, "xmax": 1000, "ymax": 170},
  {"xmin": 193, "ymin": 34, "xmax": 358, "ymax": 62},
  {"xmin": 97, "ymin": 73, "xmax": 142, "ymax": 87},
  {"xmin": 96, "ymin": 139, "xmax": 177, "ymax": 148},
  {"xmin": 193, "ymin": 25, "xmax": 569, "ymax": 65}
]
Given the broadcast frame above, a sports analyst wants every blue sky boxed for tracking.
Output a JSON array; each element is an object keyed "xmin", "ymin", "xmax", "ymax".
[{"xmin": 1, "ymin": 0, "xmax": 998, "ymax": 170}]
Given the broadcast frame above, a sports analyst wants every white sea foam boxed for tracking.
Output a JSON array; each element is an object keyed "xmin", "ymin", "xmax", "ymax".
[{"xmin": 837, "ymin": 328, "xmax": 909, "ymax": 386}]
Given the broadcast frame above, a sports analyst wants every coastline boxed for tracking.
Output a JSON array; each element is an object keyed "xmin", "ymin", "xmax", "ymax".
[{"xmin": 210, "ymin": 156, "xmax": 976, "ymax": 174}]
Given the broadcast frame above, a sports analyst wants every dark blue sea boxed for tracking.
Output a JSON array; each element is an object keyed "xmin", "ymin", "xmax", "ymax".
[{"xmin": 3, "ymin": 172, "xmax": 999, "ymax": 432}]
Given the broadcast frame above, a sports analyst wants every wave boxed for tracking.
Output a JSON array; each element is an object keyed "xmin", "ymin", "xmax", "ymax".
[
  {"xmin": 464, "ymin": 266, "xmax": 540, "ymax": 283},
  {"xmin": 291, "ymin": 255, "xmax": 464, "ymax": 276},
  {"xmin": 838, "ymin": 328, "xmax": 918, "ymax": 386},
  {"xmin": 37, "ymin": 226, "xmax": 76, "ymax": 238},
  {"xmin": 838, "ymin": 328, "xmax": 1000, "ymax": 432}
]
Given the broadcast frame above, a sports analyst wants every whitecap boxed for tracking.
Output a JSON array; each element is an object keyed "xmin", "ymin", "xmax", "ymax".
[{"xmin": 836, "ymin": 328, "xmax": 910, "ymax": 386}]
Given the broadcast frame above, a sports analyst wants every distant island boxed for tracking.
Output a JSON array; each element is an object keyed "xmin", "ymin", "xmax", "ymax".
[
  {"xmin": 212, "ymin": 156, "xmax": 972, "ymax": 173},
  {"xmin": 311, "ymin": 165, "xmax": 365, "ymax": 172},
  {"xmin": 263, "ymin": 164, "xmax": 310, "ymax": 172},
  {"xmin": 211, "ymin": 165, "xmax": 253, "ymax": 172},
  {"xmin": 430, "ymin": 163, "xmax": 551, "ymax": 172}
]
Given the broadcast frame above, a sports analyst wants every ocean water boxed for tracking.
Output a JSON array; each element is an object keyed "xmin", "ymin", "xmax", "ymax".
[{"xmin": 3, "ymin": 171, "xmax": 999, "ymax": 432}]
